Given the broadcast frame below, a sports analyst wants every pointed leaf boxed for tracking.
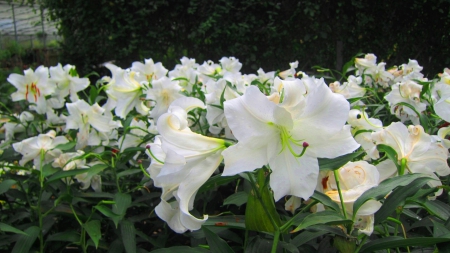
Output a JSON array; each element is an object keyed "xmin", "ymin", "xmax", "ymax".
[
  {"xmin": 310, "ymin": 190, "xmax": 340, "ymax": 212},
  {"xmin": 376, "ymin": 144, "xmax": 400, "ymax": 170},
  {"xmin": 87, "ymin": 164, "xmax": 109, "ymax": 178},
  {"xmin": 112, "ymin": 193, "xmax": 132, "ymax": 226},
  {"xmin": 292, "ymin": 210, "xmax": 352, "ymax": 233},
  {"xmin": 375, "ymin": 177, "xmax": 431, "ymax": 223},
  {"xmin": 54, "ymin": 141, "xmax": 76, "ymax": 151},
  {"xmin": 0, "ymin": 222, "xmax": 28, "ymax": 235},
  {"xmin": 120, "ymin": 220, "xmax": 136, "ymax": 253},
  {"xmin": 353, "ymin": 173, "xmax": 431, "ymax": 219},
  {"xmin": 83, "ymin": 220, "xmax": 101, "ymax": 249},
  {"xmin": 198, "ymin": 174, "xmax": 240, "ymax": 194},
  {"xmin": 223, "ymin": 191, "xmax": 248, "ymax": 207},
  {"xmin": 318, "ymin": 151, "xmax": 363, "ymax": 171},
  {"xmin": 11, "ymin": 226, "xmax": 40, "ymax": 253},
  {"xmin": 204, "ymin": 215, "xmax": 246, "ymax": 230},
  {"xmin": 46, "ymin": 169, "xmax": 88, "ymax": 183},
  {"xmin": 202, "ymin": 226, "xmax": 235, "ymax": 253},
  {"xmin": 46, "ymin": 230, "xmax": 80, "ymax": 242}
]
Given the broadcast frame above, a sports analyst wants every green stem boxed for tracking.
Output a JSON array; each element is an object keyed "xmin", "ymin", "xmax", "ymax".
[
  {"xmin": 38, "ymin": 149, "xmax": 45, "ymax": 253},
  {"xmin": 333, "ymin": 170, "xmax": 348, "ymax": 219},
  {"xmin": 271, "ymin": 230, "xmax": 280, "ymax": 253},
  {"xmin": 354, "ymin": 234, "xmax": 367, "ymax": 253}
]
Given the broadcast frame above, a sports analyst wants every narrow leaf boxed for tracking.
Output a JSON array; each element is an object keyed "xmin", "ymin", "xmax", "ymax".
[
  {"xmin": 353, "ymin": 173, "xmax": 431, "ymax": 219},
  {"xmin": 203, "ymin": 226, "xmax": 235, "ymax": 253},
  {"xmin": 120, "ymin": 220, "xmax": 136, "ymax": 253},
  {"xmin": 0, "ymin": 222, "xmax": 28, "ymax": 235},
  {"xmin": 223, "ymin": 191, "xmax": 248, "ymax": 207},
  {"xmin": 46, "ymin": 169, "xmax": 88, "ymax": 183},
  {"xmin": 310, "ymin": 190, "xmax": 340, "ymax": 212},
  {"xmin": 46, "ymin": 230, "xmax": 80, "ymax": 242},
  {"xmin": 54, "ymin": 141, "xmax": 76, "ymax": 151},
  {"xmin": 83, "ymin": 220, "xmax": 101, "ymax": 249},
  {"xmin": 375, "ymin": 177, "xmax": 431, "ymax": 223},
  {"xmin": 292, "ymin": 210, "xmax": 351, "ymax": 233},
  {"xmin": 11, "ymin": 226, "xmax": 40, "ymax": 253},
  {"xmin": 376, "ymin": 144, "xmax": 400, "ymax": 170},
  {"xmin": 318, "ymin": 151, "xmax": 363, "ymax": 171}
]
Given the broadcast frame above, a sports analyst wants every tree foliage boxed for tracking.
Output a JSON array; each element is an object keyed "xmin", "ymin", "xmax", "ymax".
[{"xmin": 40, "ymin": 0, "xmax": 450, "ymax": 76}]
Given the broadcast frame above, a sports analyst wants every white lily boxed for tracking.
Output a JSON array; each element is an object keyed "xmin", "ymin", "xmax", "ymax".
[
  {"xmin": 12, "ymin": 130, "xmax": 68, "ymax": 169},
  {"xmin": 49, "ymin": 63, "xmax": 90, "ymax": 102},
  {"xmin": 321, "ymin": 161, "xmax": 381, "ymax": 235},
  {"xmin": 147, "ymin": 97, "xmax": 230, "ymax": 232},
  {"xmin": 65, "ymin": 99, "xmax": 122, "ymax": 150},
  {"xmin": 146, "ymin": 76, "xmax": 184, "ymax": 121},
  {"xmin": 372, "ymin": 122, "xmax": 450, "ymax": 197},
  {"xmin": 8, "ymin": 66, "xmax": 54, "ymax": 114},
  {"xmin": 104, "ymin": 63, "xmax": 150, "ymax": 118},
  {"xmin": 222, "ymin": 78, "xmax": 359, "ymax": 201}
]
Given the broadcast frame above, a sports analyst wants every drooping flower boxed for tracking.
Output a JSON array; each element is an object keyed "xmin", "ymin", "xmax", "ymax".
[
  {"xmin": 147, "ymin": 97, "xmax": 230, "ymax": 232},
  {"xmin": 222, "ymin": 78, "xmax": 359, "ymax": 201},
  {"xmin": 8, "ymin": 66, "xmax": 54, "ymax": 114}
]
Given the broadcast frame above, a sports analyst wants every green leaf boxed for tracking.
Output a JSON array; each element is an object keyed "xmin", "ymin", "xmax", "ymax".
[
  {"xmin": 0, "ymin": 222, "xmax": 28, "ymax": 235},
  {"xmin": 291, "ymin": 230, "xmax": 328, "ymax": 247},
  {"xmin": 54, "ymin": 141, "xmax": 76, "ymax": 151},
  {"xmin": 0, "ymin": 179, "xmax": 16, "ymax": 195},
  {"xmin": 223, "ymin": 191, "xmax": 248, "ymax": 207},
  {"xmin": 376, "ymin": 144, "xmax": 400, "ymax": 170},
  {"xmin": 83, "ymin": 220, "xmax": 101, "ymax": 249},
  {"xmin": 375, "ymin": 177, "xmax": 431, "ymax": 223},
  {"xmin": 310, "ymin": 190, "xmax": 340, "ymax": 212},
  {"xmin": 11, "ymin": 226, "xmax": 40, "ymax": 253},
  {"xmin": 151, "ymin": 246, "xmax": 209, "ymax": 253},
  {"xmin": 112, "ymin": 193, "xmax": 132, "ymax": 226},
  {"xmin": 89, "ymin": 85, "xmax": 98, "ymax": 105},
  {"xmin": 203, "ymin": 215, "xmax": 246, "ymax": 230},
  {"xmin": 94, "ymin": 205, "xmax": 120, "ymax": 222},
  {"xmin": 46, "ymin": 230, "xmax": 80, "ymax": 242},
  {"xmin": 353, "ymin": 173, "xmax": 431, "ymax": 219},
  {"xmin": 198, "ymin": 174, "xmax": 239, "ymax": 194},
  {"xmin": 46, "ymin": 169, "xmax": 88, "ymax": 183},
  {"xmin": 87, "ymin": 164, "xmax": 109, "ymax": 178},
  {"xmin": 202, "ymin": 226, "xmax": 235, "ymax": 253},
  {"xmin": 292, "ymin": 210, "xmax": 351, "ymax": 233},
  {"xmin": 120, "ymin": 220, "xmax": 136, "ymax": 253},
  {"xmin": 117, "ymin": 169, "xmax": 141, "ymax": 178},
  {"xmin": 360, "ymin": 236, "xmax": 450, "ymax": 252},
  {"xmin": 408, "ymin": 199, "xmax": 450, "ymax": 221},
  {"xmin": 245, "ymin": 169, "xmax": 281, "ymax": 232},
  {"xmin": 318, "ymin": 151, "xmax": 363, "ymax": 171}
]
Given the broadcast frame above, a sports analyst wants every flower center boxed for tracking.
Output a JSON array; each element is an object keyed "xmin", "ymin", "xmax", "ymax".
[{"xmin": 278, "ymin": 125, "xmax": 308, "ymax": 157}]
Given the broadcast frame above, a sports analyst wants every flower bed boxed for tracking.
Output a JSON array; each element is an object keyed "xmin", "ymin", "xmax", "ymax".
[{"xmin": 0, "ymin": 54, "xmax": 449, "ymax": 252}]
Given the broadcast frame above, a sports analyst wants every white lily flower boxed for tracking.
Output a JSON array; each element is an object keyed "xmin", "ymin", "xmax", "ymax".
[
  {"xmin": 321, "ymin": 161, "xmax": 381, "ymax": 235},
  {"xmin": 8, "ymin": 66, "xmax": 54, "ymax": 114},
  {"xmin": 329, "ymin": 75, "xmax": 366, "ymax": 99},
  {"xmin": 432, "ymin": 78, "xmax": 450, "ymax": 122},
  {"xmin": 147, "ymin": 76, "xmax": 184, "ymax": 121},
  {"xmin": 347, "ymin": 109, "xmax": 383, "ymax": 159},
  {"xmin": 65, "ymin": 99, "xmax": 122, "ymax": 150},
  {"xmin": 131, "ymin": 58, "xmax": 168, "ymax": 83},
  {"xmin": 385, "ymin": 80, "xmax": 427, "ymax": 124},
  {"xmin": 147, "ymin": 97, "xmax": 229, "ymax": 232},
  {"xmin": 104, "ymin": 63, "xmax": 150, "ymax": 118},
  {"xmin": 222, "ymin": 78, "xmax": 359, "ymax": 201},
  {"xmin": 372, "ymin": 122, "xmax": 450, "ymax": 197},
  {"xmin": 49, "ymin": 63, "xmax": 90, "ymax": 102},
  {"xmin": 12, "ymin": 130, "xmax": 69, "ymax": 169}
]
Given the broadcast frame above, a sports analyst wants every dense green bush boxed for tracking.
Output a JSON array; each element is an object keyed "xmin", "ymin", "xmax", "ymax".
[{"xmin": 37, "ymin": 0, "xmax": 450, "ymax": 76}]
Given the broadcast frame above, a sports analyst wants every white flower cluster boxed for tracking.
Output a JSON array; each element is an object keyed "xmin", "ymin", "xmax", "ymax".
[{"xmin": 1, "ymin": 54, "xmax": 449, "ymax": 236}]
